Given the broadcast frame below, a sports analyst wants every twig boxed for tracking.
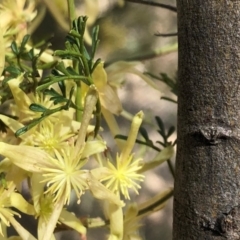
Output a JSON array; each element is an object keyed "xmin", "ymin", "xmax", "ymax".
[
  {"xmin": 105, "ymin": 43, "xmax": 178, "ymax": 66},
  {"xmin": 155, "ymin": 32, "xmax": 178, "ymax": 37},
  {"xmin": 125, "ymin": 0, "xmax": 177, "ymax": 12}
]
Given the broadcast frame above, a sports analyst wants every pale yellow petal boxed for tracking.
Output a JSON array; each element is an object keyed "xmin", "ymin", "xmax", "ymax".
[
  {"xmin": 30, "ymin": 173, "xmax": 45, "ymax": 213},
  {"xmin": 0, "ymin": 142, "xmax": 51, "ymax": 173},
  {"xmin": 87, "ymin": 173, "xmax": 124, "ymax": 207},
  {"xmin": 99, "ymin": 84, "xmax": 122, "ymax": 115},
  {"xmin": 0, "ymin": 114, "xmax": 25, "ymax": 137},
  {"xmin": 10, "ymin": 192, "xmax": 35, "ymax": 215},
  {"xmin": 81, "ymin": 140, "xmax": 106, "ymax": 158},
  {"xmin": 60, "ymin": 209, "xmax": 86, "ymax": 235},
  {"xmin": 8, "ymin": 75, "xmax": 32, "ymax": 112},
  {"xmin": 93, "ymin": 62, "xmax": 107, "ymax": 89},
  {"xmin": 8, "ymin": 217, "xmax": 37, "ymax": 240}
]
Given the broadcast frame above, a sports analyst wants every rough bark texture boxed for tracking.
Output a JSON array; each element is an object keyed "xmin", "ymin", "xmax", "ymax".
[{"xmin": 173, "ymin": 1, "xmax": 240, "ymax": 239}]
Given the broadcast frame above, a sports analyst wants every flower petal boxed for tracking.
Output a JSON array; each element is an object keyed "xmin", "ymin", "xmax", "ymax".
[
  {"xmin": 59, "ymin": 209, "xmax": 86, "ymax": 236},
  {"xmin": 10, "ymin": 192, "xmax": 35, "ymax": 215},
  {"xmin": 87, "ymin": 173, "xmax": 124, "ymax": 207},
  {"xmin": 81, "ymin": 140, "xmax": 106, "ymax": 158},
  {"xmin": 0, "ymin": 114, "xmax": 26, "ymax": 138},
  {"xmin": 0, "ymin": 142, "xmax": 51, "ymax": 173}
]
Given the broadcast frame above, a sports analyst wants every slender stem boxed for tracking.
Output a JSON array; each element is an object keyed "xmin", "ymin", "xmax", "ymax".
[
  {"xmin": 167, "ymin": 159, "xmax": 175, "ymax": 178},
  {"xmin": 125, "ymin": 0, "xmax": 177, "ymax": 12},
  {"xmin": 105, "ymin": 43, "xmax": 178, "ymax": 66},
  {"xmin": 155, "ymin": 32, "xmax": 178, "ymax": 37},
  {"xmin": 138, "ymin": 189, "xmax": 173, "ymax": 216},
  {"xmin": 67, "ymin": 0, "xmax": 76, "ymax": 28}
]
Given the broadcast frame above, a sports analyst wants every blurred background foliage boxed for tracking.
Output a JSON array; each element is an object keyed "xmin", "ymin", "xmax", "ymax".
[{"xmin": 10, "ymin": 0, "xmax": 177, "ymax": 239}]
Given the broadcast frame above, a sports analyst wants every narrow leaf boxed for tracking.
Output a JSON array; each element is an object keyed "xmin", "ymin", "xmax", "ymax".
[
  {"xmin": 138, "ymin": 146, "xmax": 174, "ymax": 173},
  {"xmin": 11, "ymin": 41, "xmax": 19, "ymax": 55},
  {"xmin": 167, "ymin": 126, "xmax": 175, "ymax": 138},
  {"xmin": 29, "ymin": 103, "xmax": 47, "ymax": 112}
]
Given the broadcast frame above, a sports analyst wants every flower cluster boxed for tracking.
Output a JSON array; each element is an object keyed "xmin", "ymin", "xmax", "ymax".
[{"xmin": 0, "ymin": 1, "xmax": 174, "ymax": 240}]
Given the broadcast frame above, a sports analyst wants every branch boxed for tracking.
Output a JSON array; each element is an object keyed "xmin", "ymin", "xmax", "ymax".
[{"xmin": 125, "ymin": 0, "xmax": 177, "ymax": 12}]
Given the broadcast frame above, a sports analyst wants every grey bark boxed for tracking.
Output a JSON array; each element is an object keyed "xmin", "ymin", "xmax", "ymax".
[{"xmin": 173, "ymin": 1, "xmax": 240, "ymax": 239}]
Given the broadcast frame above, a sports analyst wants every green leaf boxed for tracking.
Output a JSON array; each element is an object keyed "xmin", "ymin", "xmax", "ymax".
[
  {"xmin": 15, "ymin": 117, "xmax": 45, "ymax": 136},
  {"xmin": 91, "ymin": 25, "xmax": 99, "ymax": 59},
  {"xmin": 50, "ymin": 96, "xmax": 67, "ymax": 105},
  {"xmin": 69, "ymin": 29, "xmax": 82, "ymax": 38},
  {"xmin": 155, "ymin": 116, "xmax": 165, "ymax": 134},
  {"xmin": 55, "ymin": 50, "xmax": 83, "ymax": 58},
  {"xmin": 43, "ymin": 88, "xmax": 61, "ymax": 97},
  {"xmin": 91, "ymin": 58, "xmax": 101, "ymax": 73},
  {"xmin": 20, "ymin": 34, "xmax": 30, "ymax": 52},
  {"xmin": 28, "ymin": 48, "xmax": 34, "ymax": 60},
  {"xmin": 55, "ymin": 61, "xmax": 70, "ymax": 75},
  {"xmin": 11, "ymin": 41, "xmax": 19, "ymax": 55},
  {"xmin": 139, "ymin": 127, "xmax": 149, "ymax": 141},
  {"xmin": 167, "ymin": 126, "xmax": 175, "ymax": 138},
  {"xmin": 4, "ymin": 66, "xmax": 21, "ymax": 75},
  {"xmin": 29, "ymin": 103, "xmax": 47, "ymax": 112},
  {"xmin": 66, "ymin": 66, "xmax": 78, "ymax": 76},
  {"xmin": 58, "ymin": 80, "xmax": 66, "ymax": 97}
]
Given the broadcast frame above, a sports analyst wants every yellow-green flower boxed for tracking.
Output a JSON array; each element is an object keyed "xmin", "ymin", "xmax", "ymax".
[
  {"xmin": 0, "ymin": 187, "xmax": 20, "ymax": 236},
  {"xmin": 0, "ymin": 140, "xmax": 106, "ymax": 205},
  {"xmin": 104, "ymin": 154, "xmax": 144, "ymax": 200},
  {"xmin": 41, "ymin": 146, "xmax": 89, "ymax": 205},
  {"xmin": 23, "ymin": 121, "xmax": 75, "ymax": 155},
  {"xmin": 0, "ymin": 182, "xmax": 35, "ymax": 239},
  {"xmin": 102, "ymin": 111, "xmax": 145, "ymax": 200}
]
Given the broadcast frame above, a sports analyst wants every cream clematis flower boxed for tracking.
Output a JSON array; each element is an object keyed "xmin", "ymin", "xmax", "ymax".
[
  {"xmin": 0, "ymin": 142, "xmax": 124, "ymax": 240},
  {"xmin": 102, "ymin": 111, "xmax": 145, "ymax": 200},
  {"xmin": 0, "ymin": 182, "xmax": 36, "ymax": 239}
]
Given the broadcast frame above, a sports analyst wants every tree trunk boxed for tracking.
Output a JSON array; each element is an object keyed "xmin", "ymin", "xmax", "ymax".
[{"xmin": 173, "ymin": 1, "xmax": 240, "ymax": 239}]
